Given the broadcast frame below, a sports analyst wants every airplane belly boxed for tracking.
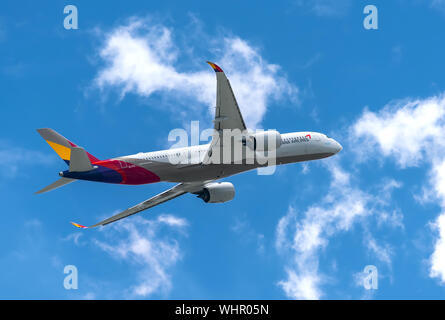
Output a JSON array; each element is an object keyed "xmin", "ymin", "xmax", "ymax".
[
  {"xmin": 154, "ymin": 164, "xmax": 255, "ymax": 183},
  {"xmin": 276, "ymin": 142, "xmax": 307, "ymax": 159},
  {"xmin": 277, "ymin": 153, "xmax": 334, "ymax": 164}
]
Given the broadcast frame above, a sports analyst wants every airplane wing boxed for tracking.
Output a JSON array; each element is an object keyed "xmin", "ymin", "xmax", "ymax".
[
  {"xmin": 207, "ymin": 61, "xmax": 247, "ymax": 132},
  {"xmin": 71, "ymin": 182, "xmax": 206, "ymax": 229},
  {"xmin": 203, "ymin": 62, "xmax": 249, "ymax": 164}
]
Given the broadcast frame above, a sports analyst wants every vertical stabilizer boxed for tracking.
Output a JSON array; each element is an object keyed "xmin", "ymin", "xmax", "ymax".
[{"xmin": 36, "ymin": 128, "xmax": 99, "ymax": 165}]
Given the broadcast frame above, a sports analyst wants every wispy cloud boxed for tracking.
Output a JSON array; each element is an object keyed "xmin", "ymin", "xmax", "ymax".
[
  {"xmin": 0, "ymin": 142, "xmax": 56, "ymax": 178},
  {"xmin": 431, "ymin": 0, "xmax": 445, "ymax": 12},
  {"xmin": 92, "ymin": 17, "xmax": 298, "ymax": 129},
  {"xmin": 93, "ymin": 214, "xmax": 187, "ymax": 298},
  {"xmin": 276, "ymin": 160, "xmax": 399, "ymax": 299},
  {"xmin": 231, "ymin": 215, "xmax": 265, "ymax": 254},
  {"xmin": 352, "ymin": 270, "xmax": 377, "ymax": 300},
  {"xmin": 351, "ymin": 93, "xmax": 445, "ymax": 284},
  {"xmin": 364, "ymin": 233, "xmax": 393, "ymax": 268},
  {"xmin": 63, "ymin": 232, "xmax": 85, "ymax": 246},
  {"xmin": 157, "ymin": 214, "xmax": 188, "ymax": 228},
  {"xmin": 276, "ymin": 162, "xmax": 368, "ymax": 299},
  {"xmin": 2, "ymin": 62, "xmax": 26, "ymax": 78},
  {"xmin": 293, "ymin": 0, "xmax": 352, "ymax": 17}
]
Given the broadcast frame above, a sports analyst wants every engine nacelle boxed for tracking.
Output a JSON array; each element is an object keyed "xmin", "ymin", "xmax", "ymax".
[
  {"xmin": 247, "ymin": 130, "xmax": 282, "ymax": 151},
  {"xmin": 196, "ymin": 182, "xmax": 235, "ymax": 203}
]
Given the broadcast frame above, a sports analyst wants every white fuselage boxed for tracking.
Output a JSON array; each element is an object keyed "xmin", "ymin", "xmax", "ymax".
[{"xmin": 118, "ymin": 131, "xmax": 342, "ymax": 183}]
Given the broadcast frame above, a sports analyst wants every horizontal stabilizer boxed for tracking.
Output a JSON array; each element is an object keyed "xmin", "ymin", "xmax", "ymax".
[
  {"xmin": 35, "ymin": 177, "xmax": 75, "ymax": 194},
  {"xmin": 69, "ymin": 147, "xmax": 94, "ymax": 172}
]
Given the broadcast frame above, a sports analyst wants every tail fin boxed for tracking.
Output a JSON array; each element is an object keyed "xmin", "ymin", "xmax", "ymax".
[{"xmin": 36, "ymin": 128, "xmax": 99, "ymax": 165}]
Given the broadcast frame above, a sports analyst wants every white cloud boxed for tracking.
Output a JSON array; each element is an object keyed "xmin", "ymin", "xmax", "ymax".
[
  {"xmin": 157, "ymin": 214, "xmax": 188, "ymax": 228},
  {"xmin": 364, "ymin": 233, "xmax": 393, "ymax": 267},
  {"xmin": 231, "ymin": 216, "xmax": 265, "ymax": 254},
  {"xmin": 351, "ymin": 96, "xmax": 445, "ymax": 168},
  {"xmin": 352, "ymin": 270, "xmax": 377, "ymax": 300},
  {"xmin": 376, "ymin": 209, "xmax": 404, "ymax": 230},
  {"xmin": 301, "ymin": 162, "xmax": 310, "ymax": 174},
  {"xmin": 82, "ymin": 292, "xmax": 96, "ymax": 300},
  {"xmin": 294, "ymin": 0, "xmax": 352, "ymax": 17},
  {"xmin": 93, "ymin": 17, "xmax": 298, "ymax": 128},
  {"xmin": 279, "ymin": 268, "xmax": 322, "ymax": 300},
  {"xmin": 276, "ymin": 163, "xmax": 367, "ymax": 299},
  {"xmin": 63, "ymin": 232, "xmax": 84, "ymax": 246},
  {"xmin": 0, "ymin": 143, "xmax": 56, "ymax": 178},
  {"xmin": 428, "ymin": 160, "xmax": 445, "ymax": 283},
  {"xmin": 93, "ymin": 215, "xmax": 187, "ymax": 298},
  {"xmin": 374, "ymin": 179, "xmax": 404, "ymax": 229},
  {"xmin": 431, "ymin": 0, "xmax": 445, "ymax": 11},
  {"xmin": 276, "ymin": 160, "xmax": 398, "ymax": 299},
  {"xmin": 351, "ymin": 93, "xmax": 445, "ymax": 284},
  {"xmin": 24, "ymin": 219, "xmax": 42, "ymax": 229},
  {"xmin": 430, "ymin": 213, "xmax": 445, "ymax": 283}
]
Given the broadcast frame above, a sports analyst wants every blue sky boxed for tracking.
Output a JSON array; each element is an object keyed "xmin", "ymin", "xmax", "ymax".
[{"xmin": 2, "ymin": 0, "xmax": 445, "ymax": 299}]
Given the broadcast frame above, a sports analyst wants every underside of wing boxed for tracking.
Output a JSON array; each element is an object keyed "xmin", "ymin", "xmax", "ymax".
[
  {"xmin": 71, "ymin": 182, "xmax": 206, "ymax": 228},
  {"xmin": 207, "ymin": 62, "xmax": 247, "ymax": 132},
  {"xmin": 203, "ymin": 62, "xmax": 249, "ymax": 164}
]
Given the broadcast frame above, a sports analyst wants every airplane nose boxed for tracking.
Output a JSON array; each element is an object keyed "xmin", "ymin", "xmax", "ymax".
[{"xmin": 335, "ymin": 141, "xmax": 342, "ymax": 153}]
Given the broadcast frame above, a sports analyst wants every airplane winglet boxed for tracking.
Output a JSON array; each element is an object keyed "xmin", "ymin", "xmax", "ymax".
[
  {"xmin": 206, "ymin": 61, "xmax": 224, "ymax": 73},
  {"xmin": 70, "ymin": 222, "xmax": 88, "ymax": 229}
]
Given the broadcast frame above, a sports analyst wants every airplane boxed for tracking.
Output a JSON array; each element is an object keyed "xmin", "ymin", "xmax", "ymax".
[{"xmin": 36, "ymin": 61, "xmax": 342, "ymax": 229}]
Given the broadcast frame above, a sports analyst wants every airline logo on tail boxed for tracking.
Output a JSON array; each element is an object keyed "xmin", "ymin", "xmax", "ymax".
[{"xmin": 37, "ymin": 128, "xmax": 99, "ymax": 165}]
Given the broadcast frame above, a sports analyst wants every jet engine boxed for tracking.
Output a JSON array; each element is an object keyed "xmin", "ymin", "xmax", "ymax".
[
  {"xmin": 195, "ymin": 182, "xmax": 235, "ymax": 203},
  {"xmin": 243, "ymin": 130, "xmax": 282, "ymax": 151}
]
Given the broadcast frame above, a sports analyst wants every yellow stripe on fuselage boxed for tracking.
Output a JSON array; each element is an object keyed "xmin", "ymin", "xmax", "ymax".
[{"xmin": 47, "ymin": 141, "xmax": 71, "ymax": 161}]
